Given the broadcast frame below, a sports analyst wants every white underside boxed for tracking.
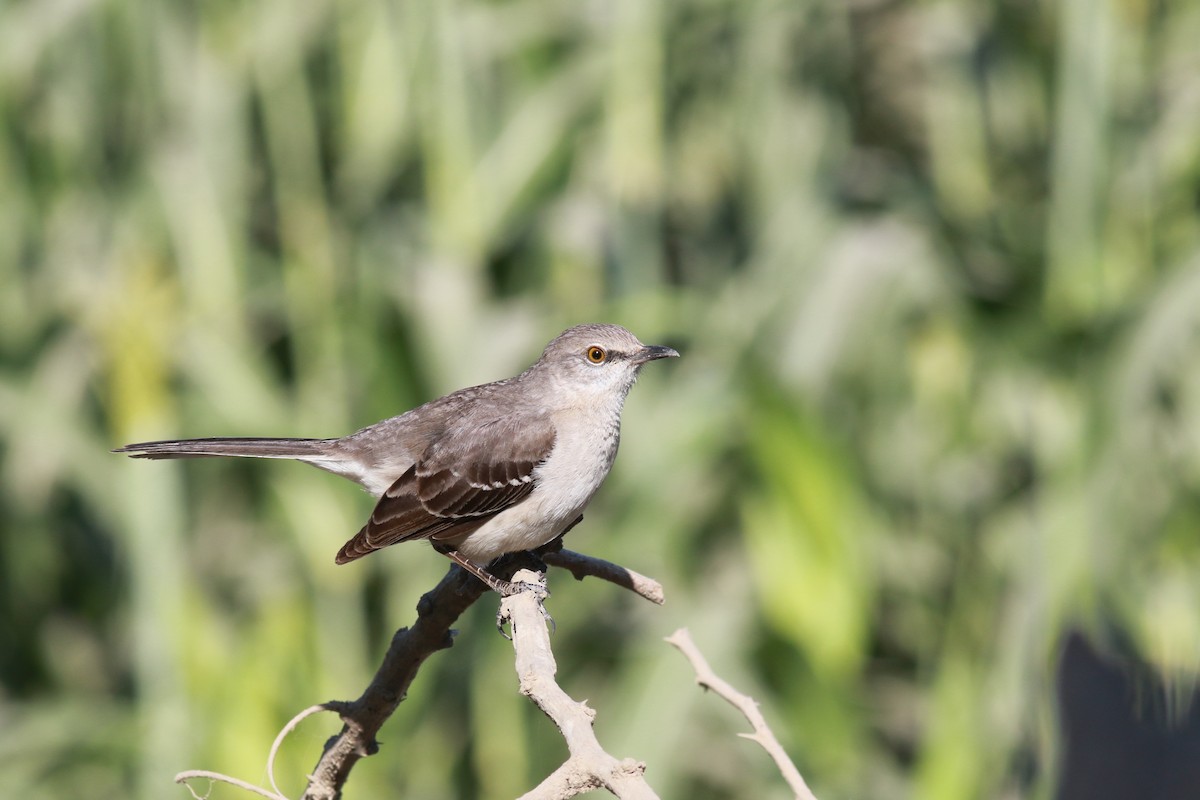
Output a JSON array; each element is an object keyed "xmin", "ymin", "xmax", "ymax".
[
  {"xmin": 452, "ymin": 400, "xmax": 622, "ymax": 562},
  {"xmin": 451, "ymin": 500, "xmax": 579, "ymax": 563}
]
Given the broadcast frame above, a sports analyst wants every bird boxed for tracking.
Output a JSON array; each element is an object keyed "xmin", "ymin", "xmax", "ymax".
[{"xmin": 114, "ymin": 323, "xmax": 679, "ymax": 593}]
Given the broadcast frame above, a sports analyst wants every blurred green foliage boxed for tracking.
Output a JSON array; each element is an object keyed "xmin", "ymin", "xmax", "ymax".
[{"xmin": 2, "ymin": 0, "xmax": 1200, "ymax": 798}]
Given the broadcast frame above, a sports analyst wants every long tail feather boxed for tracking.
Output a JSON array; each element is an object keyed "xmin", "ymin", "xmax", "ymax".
[{"xmin": 113, "ymin": 437, "xmax": 333, "ymax": 460}]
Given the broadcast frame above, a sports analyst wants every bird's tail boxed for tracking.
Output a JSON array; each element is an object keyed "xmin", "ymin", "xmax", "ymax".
[{"xmin": 113, "ymin": 437, "xmax": 334, "ymax": 460}]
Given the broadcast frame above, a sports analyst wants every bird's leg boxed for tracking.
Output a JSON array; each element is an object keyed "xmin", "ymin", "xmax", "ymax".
[
  {"xmin": 442, "ymin": 549, "xmax": 548, "ymax": 599},
  {"xmin": 437, "ymin": 549, "xmax": 554, "ymax": 635},
  {"xmin": 443, "ymin": 549, "xmax": 515, "ymax": 594}
]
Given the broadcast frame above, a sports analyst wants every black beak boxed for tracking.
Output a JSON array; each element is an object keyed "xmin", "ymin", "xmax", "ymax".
[{"xmin": 633, "ymin": 344, "xmax": 680, "ymax": 364}]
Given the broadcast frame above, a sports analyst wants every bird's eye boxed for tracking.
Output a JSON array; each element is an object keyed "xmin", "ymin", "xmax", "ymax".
[{"xmin": 586, "ymin": 346, "xmax": 607, "ymax": 364}]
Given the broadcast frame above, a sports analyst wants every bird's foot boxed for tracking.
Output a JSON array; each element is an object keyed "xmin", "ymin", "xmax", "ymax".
[
  {"xmin": 494, "ymin": 571, "xmax": 554, "ymax": 636},
  {"xmin": 495, "ymin": 572, "xmax": 549, "ymax": 598}
]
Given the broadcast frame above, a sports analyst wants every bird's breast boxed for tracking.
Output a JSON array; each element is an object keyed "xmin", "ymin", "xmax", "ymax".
[
  {"xmin": 450, "ymin": 407, "xmax": 624, "ymax": 563},
  {"xmin": 531, "ymin": 412, "xmax": 621, "ymax": 521}
]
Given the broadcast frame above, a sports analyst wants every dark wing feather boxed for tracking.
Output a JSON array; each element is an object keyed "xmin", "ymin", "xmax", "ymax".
[{"xmin": 335, "ymin": 414, "xmax": 555, "ymax": 564}]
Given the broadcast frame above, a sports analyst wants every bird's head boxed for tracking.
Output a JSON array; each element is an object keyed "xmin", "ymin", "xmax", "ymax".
[{"xmin": 535, "ymin": 323, "xmax": 679, "ymax": 403}]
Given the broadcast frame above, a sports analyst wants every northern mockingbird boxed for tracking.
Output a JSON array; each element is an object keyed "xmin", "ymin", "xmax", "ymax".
[{"xmin": 115, "ymin": 323, "xmax": 678, "ymax": 593}]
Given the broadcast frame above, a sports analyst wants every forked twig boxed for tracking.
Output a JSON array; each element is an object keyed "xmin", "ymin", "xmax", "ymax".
[
  {"xmin": 174, "ymin": 550, "xmax": 662, "ymax": 800},
  {"xmin": 502, "ymin": 569, "xmax": 659, "ymax": 799},
  {"xmin": 175, "ymin": 770, "xmax": 284, "ymax": 800},
  {"xmin": 176, "ymin": 704, "xmax": 334, "ymax": 800},
  {"xmin": 665, "ymin": 628, "xmax": 818, "ymax": 800}
]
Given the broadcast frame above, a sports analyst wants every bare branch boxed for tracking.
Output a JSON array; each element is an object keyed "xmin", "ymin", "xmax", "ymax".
[
  {"xmin": 172, "ymin": 550, "xmax": 663, "ymax": 800},
  {"xmin": 175, "ymin": 771, "xmax": 285, "ymax": 800},
  {"xmin": 502, "ymin": 569, "xmax": 659, "ymax": 799},
  {"xmin": 541, "ymin": 549, "xmax": 665, "ymax": 605},
  {"xmin": 665, "ymin": 628, "xmax": 819, "ymax": 800},
  {"xmin": 175, "ymin": 704, "xmax": 335, "ymax": 800},
  {"xmin": 302, "ymin": 565, "xmax": 486, "ymax": 800},
  {"xmin": 518, "ymin": 756, "xmax": 651, "ymax": 800},
  {"xmin": 268, "ymin": 705, "xmax": 330, "ymax": 797}
]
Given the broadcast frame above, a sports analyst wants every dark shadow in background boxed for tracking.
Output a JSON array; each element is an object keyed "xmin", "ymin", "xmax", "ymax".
[{"xmin": 1057, "ymin": 630, "xmax": 1200, "ymax": 800}]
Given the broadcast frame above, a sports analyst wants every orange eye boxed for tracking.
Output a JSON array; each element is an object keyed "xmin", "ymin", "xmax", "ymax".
[{"xmin": 586, "ymin": 346, "xmax": 607, "ymax": 363}]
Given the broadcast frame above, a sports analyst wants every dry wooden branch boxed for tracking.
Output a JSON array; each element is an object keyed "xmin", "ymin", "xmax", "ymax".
[
  {"xmin": 502, "ymin": 569, "xmax": 659, "ymax": 800},
  {"xmin": 176, "ymin": 769, "xmax": 285, "ymax": 800},
  {"xmin": 302, "ymin": 565, "xmax": 487, "ymax": 800},
  {"xmin": 176, "ymin": 704, "xmax": 331, "ymax": 799},
  {"xmin": 173, "ymin": 549, "xmax": 661, "ymax": 800},
  {"xmin": 540, "ymin": 548, "xmax": 665, "ymax": 605},
  {"xmin": 665, "ymin": 628, "xmax": 818, "ymax": 800}
]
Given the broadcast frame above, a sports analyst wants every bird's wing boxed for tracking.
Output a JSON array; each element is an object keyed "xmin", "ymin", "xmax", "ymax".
[{"xmin": 335, "ymin": 413, "xmax": 556, "ymax": 563}]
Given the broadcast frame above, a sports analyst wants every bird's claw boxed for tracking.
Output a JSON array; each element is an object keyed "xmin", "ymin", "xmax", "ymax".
[
  {"xmin": 498, "ymin": 578, "xmax": 549, "ymax": 599},
  {"xmin": 493, "ymin": 574, "xmax": 554, "ymax": 636}
]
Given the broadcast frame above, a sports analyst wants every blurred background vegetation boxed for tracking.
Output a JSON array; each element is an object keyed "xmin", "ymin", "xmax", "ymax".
[{"xmin": 3, "ymin": 0, "xmax": 1200, "ymax": 797}]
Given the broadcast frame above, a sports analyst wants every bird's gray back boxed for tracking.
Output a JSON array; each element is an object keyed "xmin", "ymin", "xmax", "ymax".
[{"xmin": 334, "ymin": 374, "xmax": 544, "ymax": 495}]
